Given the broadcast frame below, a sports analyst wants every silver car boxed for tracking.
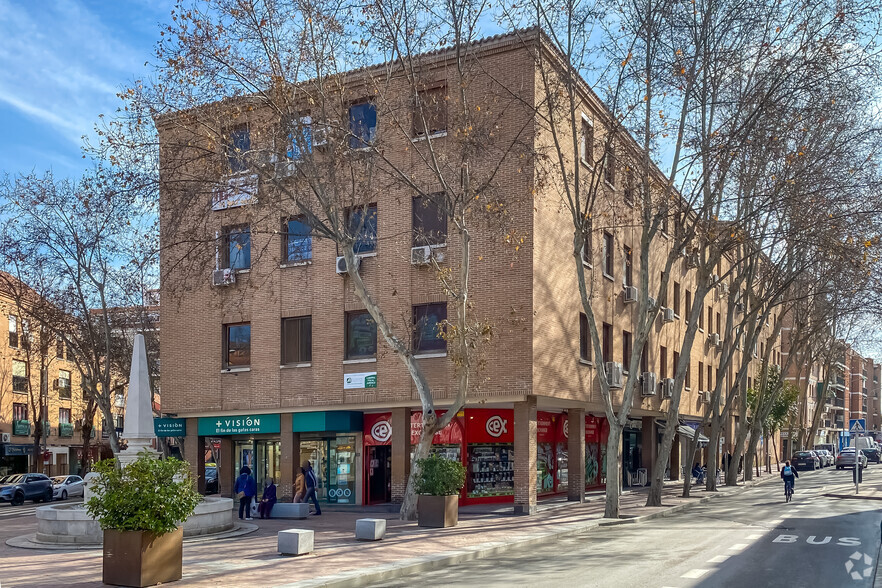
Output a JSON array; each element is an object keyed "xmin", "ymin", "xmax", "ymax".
[{"xmin": 51, "ymin": 475, "xmax": 85, "ymax": 500}]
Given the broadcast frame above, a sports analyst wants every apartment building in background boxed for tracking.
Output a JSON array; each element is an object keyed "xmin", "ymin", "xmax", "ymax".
[{"xmin": 158, "ymin": 30, "xmax": 781, "ymax": 512}]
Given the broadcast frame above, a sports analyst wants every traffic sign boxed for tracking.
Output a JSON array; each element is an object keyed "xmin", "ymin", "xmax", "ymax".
[{"xmin": 849, "ymin": 419, "xmax": 866, "ymax": 433}]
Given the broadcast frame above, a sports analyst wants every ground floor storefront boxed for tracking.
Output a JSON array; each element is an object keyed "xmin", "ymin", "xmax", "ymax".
[{"xmin": 177, "ymin": 400, "xmax": 725, "ymax": 513}]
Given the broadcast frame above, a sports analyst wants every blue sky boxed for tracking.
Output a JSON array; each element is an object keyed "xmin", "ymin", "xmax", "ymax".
[{"xmin": 0, "ymin": 0, "xmax": 173, "ymax": 176}]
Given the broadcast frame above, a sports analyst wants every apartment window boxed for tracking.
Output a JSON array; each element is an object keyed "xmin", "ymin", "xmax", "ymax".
[
  {"xmin": 623, "ymin": 246, "xmax": 633, "ymax": 287},
  {"xmin": 287, "ymin": 115, "xmax": 313, "ymax": 160},
  {"xmin": 345, "ymin": 310, "xmax": 377, "ymax": 360},
  {"xmin": 686, "ymin": 290, "xmax": 692, "ymax": 321},
  {"xmin": 660, "ymin": 346, "xmax": 668, "ymax": 380},
  {"xmin": 12, "ymin": 359, "xmax": 27, "ymax": 393},
  {"xmin": 624, "ymin": 170, "xmax": 635, "ymax": 204},
  {"xmin": 20, "ymin": 319, "xmax": 29, "ymax": 349},
  {"xmin": 580, "ymin": 118, "xmax": 594, "ymax": 164},
  {"xmin": 58, "ymin": 369, "xmax": 71, "ymax": 399},
  {"xmin": 223, "ymin": 323, "xmax": 251, "ymax": 368},
  {"xmin": 579, "ymin": 313, "xmax": 592, "ymax": 362},
  {"xmin": 622, "ymin": 330, "xmax": 632, "ymax": 372},
  {"xmin": 685, "ymin": 358, "xmax": 692, "ymax": 389},
  {"xmin": 413, "ymin": 303, "xmax": 447, "ymax": 353},
  {"xmin": 225, "ymin": 124, "xmax": 250, "ymax": 173},
  {"xmin": 707, "ymin": 365, "xmax": 713, "ymax": 391},
  {"xmin": 673, "ymin": 282, "xmax": 681, "ymax": 316},
  {"xmin": 707, "ymin": 307, "xmax": 713, "ymax": 332},
  {"xmin": 640, "ymin": 346, "xmax": 649, "ymax": 374},
  {"xmin": 581, "ymin": 220, "xmax": 593, "ymax": 265},
  {"xmin": 59, "ymin": 408, "xmax": 71, "ymax": 424},
  {"xmin": 699, "ymin": 304, "xmax": 705, "ymax": 330},
  {"xmin": 604, "ymin": 145, "xmax": 616, "ymax": 186},
  {"xmin": 349, "ymin": 101, "xmax": 377, "ymax": 148},
  {"xmin": 56, "ymin": 336, "xmax": 64, "ymax": 360},
  {"xmin": 748, "ymin": 377, "xmax": 753, "ymax": 390},
  {"xmin": 283, "ymin": 217, "xmax": 312, "ymax": 263},
  {"xmin": 282, "ymin": 316, "xmax": 312, "ymax": 364},
  {"xmin": 8, "ymin": 315, "xmax": 17, "ymax": 348},
  {"xmin": 13, "ymin": 402, "xmax": 27, "ymax": 422},
  {"xmin": 412, "ymin": 195, "xmax": 447, "ymax": 246},
  {"xmin": 716, "ymin": 312, "xmax": 721, "ymax": 335},
  {"xmin": 603, "ymin": 232, "xmax": 614, "ymax": 277},
  {"xmin": 222, "ymin": 225, "xmax": 251, "ymax": 271},
  {"xmin": 673, "ymin": 351, "xmax": 680, "ymax": 378},
  {"xmin": 413, "ymin": 87, "xmax": 447, "ymax": 136},
  {"xmin": 115, "ymin": 415, "xmax": 125, "ymax": 431},
  {"xmin": 347, "ymin": 204, "xmax": 378, "ymax": 254},
  {"xmin": 698, "ymin": 361, "xmax": 704, "ymax": 389},
  {"xmin": 602, "ymin": 323, "xmax": 612, "ymax": 363}
]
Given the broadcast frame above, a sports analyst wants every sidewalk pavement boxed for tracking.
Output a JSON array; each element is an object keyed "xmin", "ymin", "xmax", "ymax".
[{"xmin": 0, "ymin": 473, "xmax": 778, "ymax": 588}]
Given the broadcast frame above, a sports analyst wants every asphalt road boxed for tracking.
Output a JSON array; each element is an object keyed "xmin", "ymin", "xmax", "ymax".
[{"xmin": 378, "ymin": 466, "xmax": 882, "ymax": 588}]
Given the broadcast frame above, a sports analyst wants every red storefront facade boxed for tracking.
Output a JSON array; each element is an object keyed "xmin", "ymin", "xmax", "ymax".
[{"xmin": 364, "ymin": 409, "xmax": 608, "ymax": 505}]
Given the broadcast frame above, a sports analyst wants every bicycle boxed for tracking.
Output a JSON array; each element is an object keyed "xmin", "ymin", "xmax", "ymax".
[{"xmin": 784, "ymin": 480, "xmax": 794, "ymax": 502}]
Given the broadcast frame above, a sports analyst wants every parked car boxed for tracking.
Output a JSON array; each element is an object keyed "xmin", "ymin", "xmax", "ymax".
[
  {"xmin": 836, "ymin": 448, "xmax": 868, "ymax": 469},
  {"xmin": 204, "ymin": 466, "xmax": 218, "ymax": 495},
  {"xmin": 816, "ymin": 450, "xmax": 834, "ymax": 467},
  {"xmin": 815, "ymin": 443, "xmax": 837, "ymax": 459},
  {"xmin": 860, "ymin": 446, "xmax": 881, "ymax": 464},
  {"xmin": 0, "ymin": 473, "xmax": 54, "ymax": 505},
  {"xmin": 792, "ymin": 451, "xmax": 821, "ymax": 470},
  {"xmin": 51, "ymin": 475, "xmax": 85, "ymax": 500}
]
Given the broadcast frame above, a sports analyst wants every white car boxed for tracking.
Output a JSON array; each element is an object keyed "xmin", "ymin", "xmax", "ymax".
[{"xmin": 51, "ymin": 475, "xmax": 85, "ymax": 500}]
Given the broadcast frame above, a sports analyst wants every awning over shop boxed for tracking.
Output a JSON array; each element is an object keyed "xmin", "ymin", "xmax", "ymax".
[{"xmin": 677, "ymin": 425, "xmax": 710, "ymax": 444}]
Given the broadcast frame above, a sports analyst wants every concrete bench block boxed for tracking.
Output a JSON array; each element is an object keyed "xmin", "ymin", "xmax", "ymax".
[
  {"xmin": 356, "ymin": 518, "xmax": 386, "ymax": 541},
  {"xmin": 272, "ymin": 502, "xmax": 310, "ymax": 519},
  {"xmin": 278, "ymin": 529, "xmax": 314, "ymax": 556}
]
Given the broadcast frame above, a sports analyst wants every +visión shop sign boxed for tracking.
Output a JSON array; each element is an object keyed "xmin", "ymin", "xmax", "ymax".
[
  {"xmin": 154, "ymin": 418, "xmax": 186, "ymax": 437},
  {"xmin": 197, "ymin": 414, "xmax": 281, "ymax": 436}
]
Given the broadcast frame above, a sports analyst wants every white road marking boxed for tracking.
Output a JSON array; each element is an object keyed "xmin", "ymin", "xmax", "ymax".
[
  {"xmin": 708, "ymin": 555, "xmax": 730, "ymax": 563},
  {"xmin": 747, "ymin": 534, "xmax": 763, "ymax": 539},
  {"xmin": 729, "ymin": 543, "xmax": 748, "ymax": 551},
  {"xmin": 681, "ymin": 569, "xmax": 710, "ymax": 579}
]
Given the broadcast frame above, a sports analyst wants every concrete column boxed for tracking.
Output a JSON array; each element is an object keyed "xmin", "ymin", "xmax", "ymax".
[
  {"xmin": 219, "ymin": 437, "xmax": 234, "ymax": 498},
  {"xmin": 670, "ymin": 434, "xmax": 680, "ymax": 481},
  {"xmin": 390, "ymin": 407, "xmax": 411, "ymax": 503},
  {"xmin": 183, "ymin": 419, "xmax": 205, "ymax": 494},
  {"xmin": 642, "ymin": 416, "xmax": 656, "ymax": 476},
  {"xmin": 567, "ymin": 408, "xmax": 586, "ymax": 502},
  {"xmin": 514, "ymin": 396, "xmax": 538, "ymax": 515},
  {"xmin": 279, "ymin": 414, "xmax": 297, "ymax": 502}
]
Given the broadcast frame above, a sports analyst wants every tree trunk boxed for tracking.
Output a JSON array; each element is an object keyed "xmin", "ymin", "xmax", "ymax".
[
  {"xmin": 727, "ymin": 417, "xmax": 750, "ymax": 486},
  {"xmin": 604, "ymin": 421, "xmax": 623, "ymax": 518},
  {"xmin": 706, "ymin": 417, "xmax": 723, "ymax": 491},
  {"xmin": 400, "ymin": 426, "xmax": 435, "ymax": 520},
  {"xmin": 745, "ymin": 424, "xmax": 761, "ymax": 480}
]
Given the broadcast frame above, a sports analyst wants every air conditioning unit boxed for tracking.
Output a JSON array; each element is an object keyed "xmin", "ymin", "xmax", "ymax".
[
  {"xmin": 312, "ymin": 119, "xmax": 337, "ymax": 147},
  {"xmin": 623, "ymin": 286, "xmax": 638, "ymax": 303},
  {"xmin": 411, "ymin": 246, "xmax": 432, "ymax": 265},
  {"xmin": 275, "ymin": 160, "xmax": 297, "ymax": 177},
  {"xmin": 336, "ymin": 255, "xmax": 361, "ymax": 275},
  {"xmin": 700, "ymin": 391, "xmax": 711, "ymax": 403},
  {"xmin": 212, "ymin": 268, "xmax": 236, "ymax": 286},
  {"xmin": 0, "ymin": 432, "xmax": 9, "ymax": 443},
  {"xmin": 685, "ymin": 251, "xmax": 699, "ymax": 269},
  {"xmin": 708, "ymin": 273, "xmax": 719, "ymax": 288},
  {"xmin": 662, "ymin": 378, "xmax": 675, "ymax": 398},
  {"xmin": 735, "ymin": 302, "xmax": 744, "ymax": 314},
  {"xmin": 647, "ymin": 296, "xmax": 657, "ymax": 309},
  {"xmin": 719, "ymin": 281, "xmax": 729, "ymax": 295},
  {"xmin": 664, "ymin": 307, "xmax": 676, "ymax": 323},
  {"xmin": 52, "ymin": 378, "xmax": 59, "ymax": 390},
  {"xmin": 710, "ymin": 332, "xmax": 721, "ymax": 347},
  {"xmin": 605, "ymin": 361, "xmax": 624, "ymax": 389},
  {"xmin": 642, "ymin": 372, "xmax": 658, "ymax": 396}
]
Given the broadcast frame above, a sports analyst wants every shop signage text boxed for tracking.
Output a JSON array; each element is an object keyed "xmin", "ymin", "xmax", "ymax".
[
  {"xmin": 344, "ymin": 372, "xmax": 377, "ymax": 389},
  {"xmin": 154, "ymin": 418, "xmax": 186, "ymax": 437},
  {"xmin": 197, "ymin": 414, "xmax": 281, "ymax": 436}
]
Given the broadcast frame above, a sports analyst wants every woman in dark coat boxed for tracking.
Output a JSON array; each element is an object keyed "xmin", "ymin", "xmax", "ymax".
[{"xmin": 258, "ymin": 477, "xmax": 277, "ymax": 519}]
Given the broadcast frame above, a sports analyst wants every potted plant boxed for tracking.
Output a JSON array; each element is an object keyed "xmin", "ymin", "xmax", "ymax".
[
  {"xmin": 86, "ymin": 452, "xmax": 202, "ymax": 587},
  {"xmin": 415, "ymin": 454, "xmax": 466, "ymax": 528}
]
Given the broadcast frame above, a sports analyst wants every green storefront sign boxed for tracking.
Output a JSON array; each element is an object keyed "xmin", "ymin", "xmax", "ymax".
[
  {"xmin": 197, "ymin": 414, "xmax": 280, "ymax": 436},
  {"xmin": 154, "ymin": 418, "xmax": 186, "ymax": 437},
  {"xmin": 59, "ymin": 423, "xmax": 74, "ymax": 438},
  {"xmin": 12, "ymin": 420, "xmax": 30, "ymax": 436},
  {"xmin": 292, "ymin": 411, "xmax": 363, "ymax": 433}
]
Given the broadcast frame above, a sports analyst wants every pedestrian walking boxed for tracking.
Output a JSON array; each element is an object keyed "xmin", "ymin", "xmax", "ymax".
[
  {"xmin": 303, "ymin": 461, "xmax": 321, "ymax": 515},
  {"xmin": 258, "ymin": 477, "xmax": 277, "ymax": 519},
  {"xmin": 293, "ymin": 467, "xmax": 306, "ymax": 503},
  {"xmin": 234, "ymin": 466, "xmax": 256, "ymax": 521}
]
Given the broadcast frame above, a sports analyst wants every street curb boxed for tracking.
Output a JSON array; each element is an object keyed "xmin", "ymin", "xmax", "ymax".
[{"xmin": 290, "ymin": 477, "xmax": 775, "ymax": 588}]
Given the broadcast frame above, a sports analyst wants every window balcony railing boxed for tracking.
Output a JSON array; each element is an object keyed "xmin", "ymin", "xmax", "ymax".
[
  {"xmin": 58, "ymin": 423, "xmax": 74, "ymax": 438},
  {"xmin": 12, "ymin": 419, "xmax": 30, "ymax": 436}
]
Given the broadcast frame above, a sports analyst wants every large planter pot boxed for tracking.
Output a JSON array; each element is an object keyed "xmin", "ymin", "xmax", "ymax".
[
  {"xmin": 102, "ymin": 527, "xmax": 183, "ymax": 587},
  {"xmin": 418, "ymin": 494, "xmax": 459, "ymax": 528}
]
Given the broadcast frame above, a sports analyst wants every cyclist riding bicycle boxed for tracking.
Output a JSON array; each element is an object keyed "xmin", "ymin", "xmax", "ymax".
[{"xmin": 781, "ymin": 460, "xmax": 799, "ymax": 497}]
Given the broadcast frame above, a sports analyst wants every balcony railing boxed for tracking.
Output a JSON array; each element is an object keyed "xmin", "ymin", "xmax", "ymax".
[
  {"xmin": 12, "ymin": 419, "xmax": 30, "ymax": 436},
  {"xmin": 58, "ymin": 423, "xmax": 74, "ymax": 438}
]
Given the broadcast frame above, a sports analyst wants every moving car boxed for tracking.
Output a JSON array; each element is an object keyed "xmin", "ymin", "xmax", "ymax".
[
  {"xmin": 836, "ymin": 448, "xmax": 868, "ymax": 469},
  {"xmin": 51, "ymin": 475, "xmax": 85, "ymax": 500},
  {"xmin": 792, "ymin": 451, "xmax": 821, "ymax": 470},
  {"xmin": 0, "ymin": 473, "xmax": 54, "ymax": 505}
]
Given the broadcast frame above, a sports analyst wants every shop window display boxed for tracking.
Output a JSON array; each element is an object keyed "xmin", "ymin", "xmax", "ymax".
[{"xmin": 468, "ymin": 444, "xmax": 514, "ymax": 498}]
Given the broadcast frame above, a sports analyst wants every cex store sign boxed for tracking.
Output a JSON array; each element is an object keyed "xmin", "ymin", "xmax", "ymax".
[{"xmin": 466, "ymin": 409, "xmax": 514, "ymax": 444}]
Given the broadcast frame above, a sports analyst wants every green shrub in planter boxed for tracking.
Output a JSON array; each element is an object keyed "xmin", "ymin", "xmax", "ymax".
[
  {"xmin": 86, "ymin": 451, "xmax": 202, "ymax": 534},
  {"xmin": 415, "ymin": 454, "xmax": 466, "ymax": 496}
]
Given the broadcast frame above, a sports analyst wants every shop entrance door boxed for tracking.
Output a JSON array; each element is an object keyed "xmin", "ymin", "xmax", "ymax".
[
  {"xmin": 233, "ymin": 439, "xmax": 281, "ymax": 493},
  {"xmin": 366, "ymin": 445, "xmax": 391, "ymax": 504}
]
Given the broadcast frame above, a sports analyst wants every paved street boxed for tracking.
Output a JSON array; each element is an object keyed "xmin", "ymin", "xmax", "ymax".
[{"xmin": 378, "ymin": 467, "xmax": 882, "ymax": 588}]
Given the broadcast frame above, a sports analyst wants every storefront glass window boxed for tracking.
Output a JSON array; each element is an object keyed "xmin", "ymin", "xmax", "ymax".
[{"xmin": 467, "ymin": 444, "xmax": 514, "ymax": 498}]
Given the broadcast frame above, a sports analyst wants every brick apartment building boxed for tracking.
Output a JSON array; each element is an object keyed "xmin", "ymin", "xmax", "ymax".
[
  {"xmin": 0, "ymin": 275, "xmax": 97, "ymax": 477},
  {"xmin": 158, "ymin": 31, "xmax": 779, "ymax": 511}
]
